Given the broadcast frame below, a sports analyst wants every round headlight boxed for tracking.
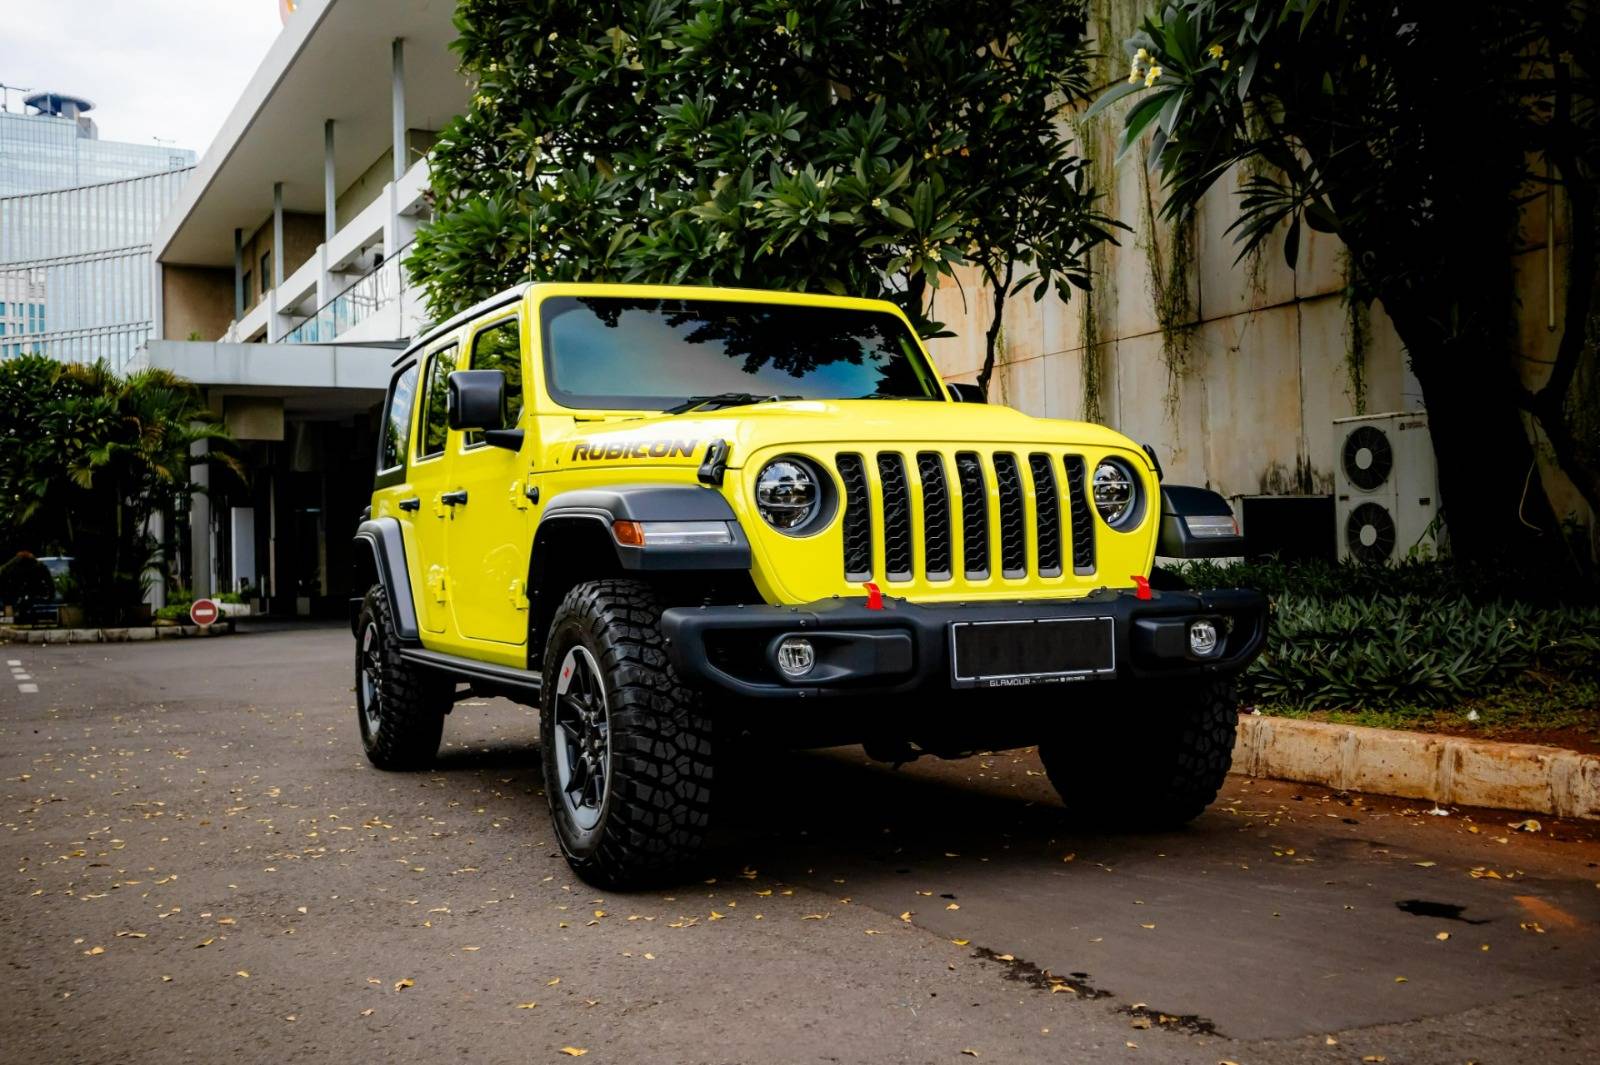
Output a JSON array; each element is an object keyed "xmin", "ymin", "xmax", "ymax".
[
  {"xmin": 1092, "ymin": 459, "xmax": 1140, "ymax": 528},
  {"xmin": 756, "ymin": 459, "xmax": 820, "ymax": 531}
]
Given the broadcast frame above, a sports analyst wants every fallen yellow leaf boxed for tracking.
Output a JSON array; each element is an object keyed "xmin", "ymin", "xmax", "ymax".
[
  {"xmin": 547, "ymin": 977, "xmax": 561, "ymax": 986},
  {"xmin": 84, "ymin": 946, "xmax": 105, "ymax": 956},
  {"xmin": 946, "ymin": 903, "xmax": 960, "ymax": 911},
  {"xmin": 236, "ymin": 970, "xmax": 250, "ymax": 978},
  {"xmin": 1434, "ymin": 932, "xmax": 1449, "ymax": 941},
  {"xmin": 1140, "ymin": 923, "xmax": 1156, "ymax": 930},
  {"xmin": 360, "ymin": 1009, "xmax": 374, "ymax": 1017},
  {"xmin": 462, "ymin": 946, "xmax": 480, "ymax": 952},
  {"xmin": 516, "ymin": 1002, "xmax": 538, "ymax": 1009},
  {"xmin": 1394, "ymin": 976, "xmax": 1408, "ymax": 983},
  {"xmin": 559, "ymin": 1048, "xmax": 587, "ymax": 1057},
  {"xmin": 899, "ymin": 911, "xmax": 913, "ymax": 922},
  {"xmin": 394, "ymin": 978, "xmax": 414, "ymax": 991},
  {"xmin": 951, "ymin": 938, "xmax": 970, "ymax": 946},
  {"xmin": 960, "ymin": 1051, "xmax": 979, "ymax": 1058}
]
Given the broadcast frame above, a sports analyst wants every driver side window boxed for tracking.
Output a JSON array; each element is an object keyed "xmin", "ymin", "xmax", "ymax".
[
  {"xmin": 417, "ymin": 343, "xmax": 458, "ymax": 459},
  {"xmin": 465, "ymin": 317, "xmax": 524, "ymax": 447}
]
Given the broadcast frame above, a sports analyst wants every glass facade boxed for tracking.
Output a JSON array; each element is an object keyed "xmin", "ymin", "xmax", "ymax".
[
  {"xmin": 0, "ymin": 168, "xmax": 194, "ymax": 369},
  {"xmin": 0, "ymin": 110, "xmax": 194, "ymax": 196}
]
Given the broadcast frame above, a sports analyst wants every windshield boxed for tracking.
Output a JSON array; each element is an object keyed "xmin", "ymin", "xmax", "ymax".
[{"xmin": 540, "ymin": 296, "xmax": 943, "ymax": 410}]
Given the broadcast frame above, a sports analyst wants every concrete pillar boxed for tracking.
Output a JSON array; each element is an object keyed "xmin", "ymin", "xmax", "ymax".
[
  {"xmin": 189, "ymin": 438, "xmax": 213, "ymax": 598},
  {"xmin": 391, "ymin": 39, "xmax": 407, "ymax": 184},
  {"xmin": 323, "ymin": 119, "xmax": 337, "ymax": 241},
  {"xmin": 233, "ymin": 227, "xmax": 244, "ymax": 320},
  {"xmin": 268, "ymin": 182, "xmax": 285, "ymax": 342}
]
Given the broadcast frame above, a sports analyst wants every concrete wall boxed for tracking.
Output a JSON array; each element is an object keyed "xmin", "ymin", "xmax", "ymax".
[
  {"xmin": 240, "ymin": 210, "xmax": 325, "ymax": 313},
  {"xmin": 921, "ymin": 2, "xmax": 1591, "ymax": 539},
  {"xmin": 161, "ymin": 264, "xmax": 234, "ymax": 342},
  {"xmin": 333, "ymin": 129, "xmax": 438, "ymax": 232}
]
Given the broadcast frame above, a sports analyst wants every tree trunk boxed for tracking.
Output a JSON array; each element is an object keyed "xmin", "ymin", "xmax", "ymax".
[{"xmin": 1382, "ymin": 298, "xmax": 1557, "ymax": 562}]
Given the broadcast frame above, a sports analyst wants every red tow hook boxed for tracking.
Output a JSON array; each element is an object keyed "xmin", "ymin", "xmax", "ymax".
[
  {"xmin": 1130, "ymin": 574, "xmax": 1152, "ymax": 601},
  {"xmin": 864, "ymin": 581, "xmax": 885, "ymax": 610}
]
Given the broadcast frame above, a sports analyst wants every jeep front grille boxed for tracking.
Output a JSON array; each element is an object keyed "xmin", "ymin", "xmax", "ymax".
[{"xmin": 828, "ymin": 449, "xmax": 1098, "ymax": 586}]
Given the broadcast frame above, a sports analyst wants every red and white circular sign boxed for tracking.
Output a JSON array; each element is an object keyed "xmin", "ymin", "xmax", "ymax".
[{"xmin": 190, "ymin": 598, "xmax": 220, "ymax": 627}]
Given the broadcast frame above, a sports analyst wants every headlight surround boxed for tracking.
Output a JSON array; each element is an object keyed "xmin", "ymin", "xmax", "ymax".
[
  {"xmin": 755, "ymin": 457, "xmax": 825, "ymax": 533},
  {"xmin": 1092, "ymin": 458, "xmax": 1142, "ymax": 529}
]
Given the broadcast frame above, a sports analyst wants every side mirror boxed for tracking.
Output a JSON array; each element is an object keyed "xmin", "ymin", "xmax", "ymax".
[
  {"xmin": 948, "ymin": 382, "xmax": 986, "ymax": 404},
  {"xmin": 447, "ymin": 369, "xmax": 507, "ymax": 431}
]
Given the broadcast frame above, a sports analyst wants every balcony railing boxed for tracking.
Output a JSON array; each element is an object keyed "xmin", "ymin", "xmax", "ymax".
[{"xmin": 280, "ymin": 239, "xmax": 413, "ymax": 344}]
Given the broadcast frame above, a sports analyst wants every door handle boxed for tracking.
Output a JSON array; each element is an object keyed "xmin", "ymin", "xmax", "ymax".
[
  {"xmin": 441, "ymin": 489, "xmax": 469, "ymax": 507},
  {"xmin": 397, "ymin": 497, "xmax": 421, "ymax": 512}
]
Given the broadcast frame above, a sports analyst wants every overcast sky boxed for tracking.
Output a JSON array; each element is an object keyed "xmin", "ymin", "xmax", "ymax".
[{"xmin": 0, "ymin": 0, "xmax": 284, "ymax": 158}]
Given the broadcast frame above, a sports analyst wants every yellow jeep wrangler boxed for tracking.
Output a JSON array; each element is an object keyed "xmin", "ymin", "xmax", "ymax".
[{"xmin": 352, "ymin": 282, "xmax": 1266, "ymax": 887}]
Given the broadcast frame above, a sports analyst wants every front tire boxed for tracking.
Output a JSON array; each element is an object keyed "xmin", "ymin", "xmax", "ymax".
[
  {"xmin": 540, "ymin": 579, "xmax": 713, "ymax": 889},
  {"xmin": 1039, "ymin": 678, "xmax": 1239, "ymax": 828},
  {"xmin": 355, "ymin": 586, "xmax": 450, "ymax": 770}
]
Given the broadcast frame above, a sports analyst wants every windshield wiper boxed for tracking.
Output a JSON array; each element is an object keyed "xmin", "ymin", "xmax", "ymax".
[{"xmin": 664, "ymin": 392, "xmax": 801, "ymax": 415}]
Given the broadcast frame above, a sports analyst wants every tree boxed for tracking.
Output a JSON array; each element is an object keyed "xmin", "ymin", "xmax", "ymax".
[
  {"xmin": 1092, "ymin": 0, "xmax": 1599, "ymax": 562},
  {"xmin": 0, "ymin": 357, "xmax": 239, "ymax": 622},
  {"xmin": 410, "ymin": 0, "xmax": 1120, "ymax": 394}
]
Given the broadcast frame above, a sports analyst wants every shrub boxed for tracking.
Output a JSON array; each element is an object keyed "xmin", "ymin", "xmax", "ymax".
[
  {"xmin": 1171, "ymin": 559, "xmax": 1600, "ymax": 711},
  {"xmin": 0, "ymin": 552, "xmax": 55, "ymax": 613}
]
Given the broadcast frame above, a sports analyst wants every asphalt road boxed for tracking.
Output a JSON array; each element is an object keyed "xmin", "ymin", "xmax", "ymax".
[{"xmin": 3, "ymin": 626, "xmax": 1598, "ymax": 1064}]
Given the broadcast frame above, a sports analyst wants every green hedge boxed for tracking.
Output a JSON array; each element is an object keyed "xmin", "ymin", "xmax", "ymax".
[{"xmin": 1172, "ymin": 559, "xmax": 1600, "ymax": 711}]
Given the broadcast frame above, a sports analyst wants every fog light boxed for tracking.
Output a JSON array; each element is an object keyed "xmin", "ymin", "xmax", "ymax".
[
  {"xmin": 1188, "ymin": 619, "xmax": 1219, "ymax": 657},
  {"xmin": 775, "ymin": 637, "xmax": 816, "ymax": 678}
]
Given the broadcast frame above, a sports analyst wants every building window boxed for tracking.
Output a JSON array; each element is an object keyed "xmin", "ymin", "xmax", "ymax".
[
  {"xmin": 417, "ymin": 344, "xmax": 458, "ymax": 459},
  {"xmin": 241, "ymin": 270, "xmax": 252, "ymax": 308},
  {"xmin": 0, "ymin": 302, "xmax": 6, "ymax": 315},
  {"xmin": 260, "ymin": 251, "xmax": 272, "ymax": 295},
  {"xmin": 464, "ymin": 317, "xmax": 523, "ymax": 446},
  {"xmin": 380, "ymin": 362, "xmax": 420, "ymax": 472}
]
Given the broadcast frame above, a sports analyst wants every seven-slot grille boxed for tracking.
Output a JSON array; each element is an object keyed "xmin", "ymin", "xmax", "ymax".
[{"xmin": 829, "ymin": 450, "xmax": 1100, "ymax": 585}]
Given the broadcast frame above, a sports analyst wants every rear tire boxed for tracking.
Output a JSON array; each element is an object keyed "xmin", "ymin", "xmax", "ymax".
[
  {"xmin": 540, "ymin": 579, "xmax": 713, "ymax": 889},
  {"xmin": 355, "ymin": 586, "xmax": 450, "ymax": 770},
  {"xmin": 1040, "ymin": 678, "xmax": 1238, "ymax": 828}
]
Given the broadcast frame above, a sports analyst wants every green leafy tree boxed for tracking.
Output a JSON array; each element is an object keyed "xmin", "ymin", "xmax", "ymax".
[
  {"xmin": 0, "ymin": 356, "xmax": 240, "ymax": 623},
  {"xmin": 1092, "ymin": 0, "xmax": 1599, "ymax": 562},
  {"xmin": 411, "ymin": 0, "xmax": 1120, "ymax": 394}
]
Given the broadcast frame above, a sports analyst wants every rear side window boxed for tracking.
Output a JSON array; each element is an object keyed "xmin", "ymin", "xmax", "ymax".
[
  {"xmin": 418, "ymin": 343, "xmax": 458, "ymax": 459},
  {"xmin": 379, "ymin": 363, "xmax": 419, "ymax": 473},
  {"xmin": 465, "ymin": 317, "xmax": 523, "ymax": 446}
]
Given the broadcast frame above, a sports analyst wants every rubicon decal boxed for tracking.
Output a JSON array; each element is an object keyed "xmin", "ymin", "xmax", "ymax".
[{"xmin": 571, "ymin": 438, "xmax": 700, "ymax": 461}]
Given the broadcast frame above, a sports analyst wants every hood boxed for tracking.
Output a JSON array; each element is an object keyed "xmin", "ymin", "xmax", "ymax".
[{"xmin": 542, "ymin": 399, "xmax": 1147, "ymax": 471}]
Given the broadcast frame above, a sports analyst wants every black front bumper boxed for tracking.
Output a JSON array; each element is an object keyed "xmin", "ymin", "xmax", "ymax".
[{"xmin": 660, "ymin": 587, "xmax": 1267, "ymax": 700}]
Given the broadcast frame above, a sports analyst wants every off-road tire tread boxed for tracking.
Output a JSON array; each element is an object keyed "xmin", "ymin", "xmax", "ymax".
[
  {"xmin": 357, "ymin": 587, "xmax": 448, "ymax": 771},
  {"xmin": 542, "ymin": 579, "xmax": 712, "ymax": 888},
  {"xmin": 1040, "ymin": 679, "xmax": 1238, "ymax": 828}
]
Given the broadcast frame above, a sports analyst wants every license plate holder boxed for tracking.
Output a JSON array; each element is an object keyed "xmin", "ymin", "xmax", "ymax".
[{"xmin": 949, "ymin": 616, "xmax": 1116, "ymax": 688}]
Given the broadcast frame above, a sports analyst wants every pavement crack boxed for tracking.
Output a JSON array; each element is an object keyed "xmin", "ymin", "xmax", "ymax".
[{"xmin": 968, "ymin": 945, "xmax": 1111, "ymax": 999}]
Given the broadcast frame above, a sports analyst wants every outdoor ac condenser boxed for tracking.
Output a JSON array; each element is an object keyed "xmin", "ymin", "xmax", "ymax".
[{"xmin": 1332, "ymin": 411, "xmax": 1443, "ymax": 564}]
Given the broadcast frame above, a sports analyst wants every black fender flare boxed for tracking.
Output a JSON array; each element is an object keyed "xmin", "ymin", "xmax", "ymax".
[
  {"xmin": 352, "ymin": 517, "xmax": 421, "ymax": 643},
  {"xmin": 532, "ymin": 484, "xmax": 753, "ymax": 573},
  {"xmin": 1156, "ymin": 485, "xmax": 1246, "ymax": 559}
]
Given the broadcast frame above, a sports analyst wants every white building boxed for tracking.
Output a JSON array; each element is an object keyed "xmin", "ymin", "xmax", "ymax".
[{"xmin": 147, "ymin": 0, "xmax": 462, "ymax": 614}]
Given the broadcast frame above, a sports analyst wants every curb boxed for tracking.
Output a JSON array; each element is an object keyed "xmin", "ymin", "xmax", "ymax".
[
  {"xmin": 1232, "ymin": 715, "xmax": 1600, "ymax": 821},
  {"xmin": 0, "ymin": 622, "xmax": 235, "ymax": 644}
]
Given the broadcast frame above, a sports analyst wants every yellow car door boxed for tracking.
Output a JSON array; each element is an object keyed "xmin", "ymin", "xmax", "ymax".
[
  {"xmin": 407, "ymin": 339, "xmax": 459, "ymax": 635},
  {"xmin": 443, "ymin": 311, "xmax": 532, "ymax": 648}
]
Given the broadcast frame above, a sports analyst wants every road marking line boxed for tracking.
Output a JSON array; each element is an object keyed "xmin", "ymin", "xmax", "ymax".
[
  {"xmin": 5, "ymin": 659, "xmax": 19, "ymax": 666},
  {"xmin": 13, "ymin": 674, "xmax": 31, "ymax": 681},
  {"xmin": 17, "ymin": 683, "xmax": 38, "ymax": 693}
]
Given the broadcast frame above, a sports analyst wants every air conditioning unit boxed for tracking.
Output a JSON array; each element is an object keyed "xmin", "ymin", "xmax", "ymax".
[{"xmin": 1332, "ymin": 412, "xmax": 1442, "ymax": 563}]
